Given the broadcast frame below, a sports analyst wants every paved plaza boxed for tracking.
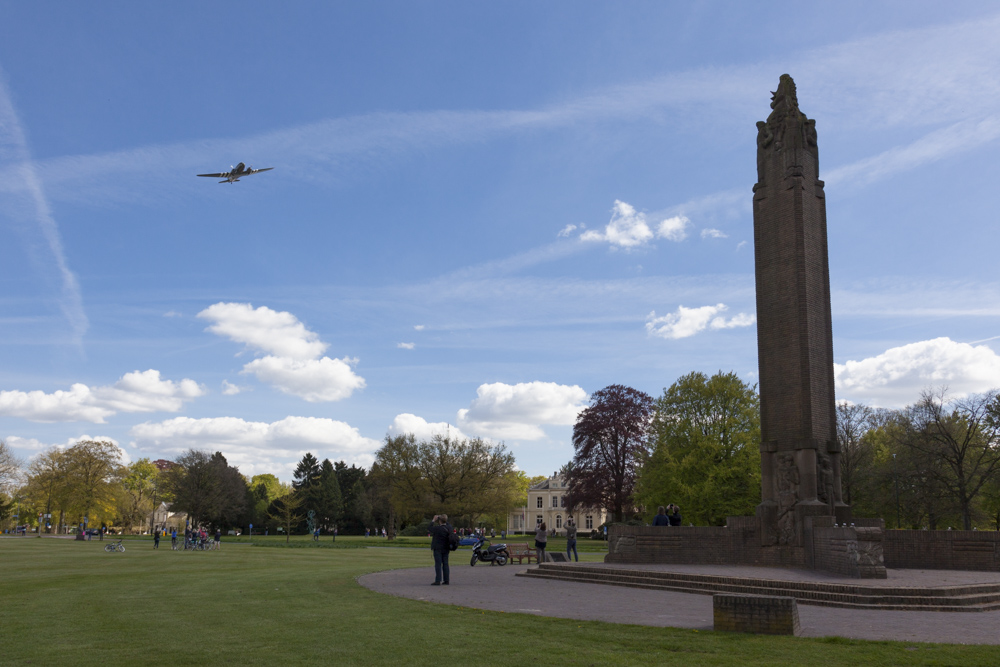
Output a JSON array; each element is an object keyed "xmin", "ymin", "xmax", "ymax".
[{"xmin": 358, "ymin": 562, "xmax": 1000, "ymax": 645}]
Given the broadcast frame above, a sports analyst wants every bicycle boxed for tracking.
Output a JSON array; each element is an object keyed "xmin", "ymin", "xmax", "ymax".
[{"xmin": 104, "ymin": 539, "xmax": 125, "ymax": 553}]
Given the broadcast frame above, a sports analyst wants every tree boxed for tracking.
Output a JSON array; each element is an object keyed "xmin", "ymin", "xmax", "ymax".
[
  {"xmin": 23, "ymin": 448, "xmax": 73, "ymax": 533},
  {"xmin": 267, "ymin": 492, "xmax": 304, "ymax": 544},
  {"xmin": 117, "ymin": 459, "xmax": 159, "ymax": 533},
  {"xmin": 370, "ymin": 433, "xmax": 520, "ymax": 530},
  {"xmin": 65, "ymin": 440, "xmax": 122, "ymax": 527},
  {"xmin": 292, "ymin": 453, "xmax": 321, "ymax": 490},
  {"xmin": 895, "ymin": 390, "xmax": 1000, "ymax": 530},
  {"xmin": 567, "ymin": 384, "xmax": 654, "ymax": 523},
  {"xmin": 313, "ymin": 459, "xmax": 343, "ymax": 531},
  {"xmin": 636, "ymin": 372, "xmax": 760, "ymax": 526},
  {"xmin": 0, "ymin": 440, "xmax": 22, "ymax": 493},
  {"xmin": 166, "ymin": 450, "xmax": 247, "ymax": 528},
  {"xmin": 335, "ymin": 462, "xmax": 368, "ymax": 534},
  {"xmin": 346, "ymin": 479, "xmax": 372, "ymax": 532}
]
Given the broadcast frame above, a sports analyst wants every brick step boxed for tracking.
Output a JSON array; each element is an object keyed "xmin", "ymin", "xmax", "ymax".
[
  {"xmin": 533, "ymin": 564, "xmax": 1000, "ymax": 598},
  {"xmin": 516, "ymin": 566, "xmax": 1000, "ymax": 612}
]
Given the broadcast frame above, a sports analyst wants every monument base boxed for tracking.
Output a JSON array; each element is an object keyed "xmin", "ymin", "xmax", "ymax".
[{"xmin": 605, "ymin": 517, "xmax": 887, "ymax": 579}]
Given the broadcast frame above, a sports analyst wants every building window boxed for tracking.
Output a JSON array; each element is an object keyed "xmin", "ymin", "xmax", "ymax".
[
  {"xmin": 536, "ymin": 496, "xmax": 543, "ymax": 508},
  {"xmin": 536, "ymin": 515, "xmax": 543, "ymax": 526},
  {"xmin": 556, "ymin": 515, "xmax": 562, "ymax": 529},
  {"xmin": 551, "ymin": 496, "xmax": 558, "ymax": 508},
  {"xmin": 560, "ymin": 496, "xmax": 565, "ymax": 508},
  {"xmin": 585, "ymin": 515, "xmax": 593, "ymax": 529}
]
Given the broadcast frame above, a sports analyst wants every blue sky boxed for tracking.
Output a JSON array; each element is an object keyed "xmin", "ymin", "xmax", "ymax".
[{"xmin": 2, "ymin": 2, "xmax": 999, "ymax": 481}]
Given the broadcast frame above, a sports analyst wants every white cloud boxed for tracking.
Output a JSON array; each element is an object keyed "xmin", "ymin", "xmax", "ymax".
[
  {"xmin": 198, "ymin": 302, "xmax": 328, "ymax": 360},
  {"xmin": 5, "ymin": 435, "xmax": 129, "ymax": 464},
  {"xmin": 701, "ymin": 228, "xmax": 728, "ymax": 239},
  {"xmin": 413, "ymin": 325, "xmax": 425, "ymax": 331},
  {"xmin": 834, "ymin": 337, "xmax": 1000, "ymax": 407},
  {"xmin": 130, "ymin": 415, "xmax": 379, "ymax": 478},
  {"xmin": 557, "ymin": 224, "xmax": 578, "ymax": 238},
  {"xmin": 645, "ymin": 304, "xmax": 756, "ymax": 340},
  {"xmin": 241, "ymin": 356, "xmax": 365, "ymax": 403},
  {"xmin": 0, "ymin": 370, "xmax": 204, "ymax": 423},
  {"xmin": 221, "ymin": 380, "xmax": 245, "ymax": 396},
  {"xmin": 397, "ymin": 342, "xmax": 415, "ymax": 350},
  {"xmin": 198, "ymin": 302, "xmax": 365, "ymax": 402},
  {"xmin": 388, "ymin": 413, "xmax": 468, "ymax": 441},
  {"xmin": 163, "ymin": 311, "xmax": 182, "ymax": 318},
  {"xmin": 581, "ymin": 201, "xmax": 689, "ymax": 248},
  {"xmin": 456, "ymin": 381, "xmax": 588, "ymax": 440},
  {"xmin": 657, "ymin": 215, "xmax": 690, "ymax": 242}
]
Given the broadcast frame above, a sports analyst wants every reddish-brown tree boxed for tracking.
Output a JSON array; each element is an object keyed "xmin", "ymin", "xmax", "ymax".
[{"xmin": 566, "ymin": 384, "xmax": 654, "ymax": 523}]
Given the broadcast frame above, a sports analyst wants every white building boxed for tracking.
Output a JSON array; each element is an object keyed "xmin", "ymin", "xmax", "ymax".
[{"xmin": 509, "ymin": 473, "xmax": 607, "ymax": 536}]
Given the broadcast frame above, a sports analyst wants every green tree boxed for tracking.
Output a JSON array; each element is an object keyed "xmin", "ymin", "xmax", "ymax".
[
  {"xmin": 117, "ymin": 458, "xmax": 159, "ymax": 533},
  {"xmin": 65, "ymin": 440, "xmax": 123, "ymax": 528},
  {"xmin": 346, "ymin": 479, "xmax": 372, "ymax": 532},
  {"xmin": 0, "ymin": 440, "xmax": 22, "ymax": 493},
  {"xmin": 23, "ymin": 448, "xmax": 73, "ymax": 534},
  {"xmin": 636, "ymin": 371, "xmax": 760, "ymax": 526},
  {"xmin": 166, "ymin": 450, "xmax": 247, "ymax": 529},
  {"xmin": 313, "ymin": 459, "xmax": 343, "ymax": 531},
  {"xmin": 267, "ymin": 491, "xmax": 304, "ymax": 544}
]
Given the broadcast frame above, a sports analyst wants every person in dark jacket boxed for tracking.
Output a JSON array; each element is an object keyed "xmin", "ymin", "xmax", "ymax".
[
  {"xmin": 668, "ymin": 505, "xmax": 682, "ymax": 526},
  {"xmin": 652, "ymin": 506, "xmax": 669, "ymax": 526},
  {"xmin": 430, "ymin": 514, "xmax": 452, "ymax": 586}
]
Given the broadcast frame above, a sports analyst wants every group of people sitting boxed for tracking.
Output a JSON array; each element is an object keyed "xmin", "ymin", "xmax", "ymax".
[{"xmin": 652, "ymin": 504, "xmax": 683, "ymax": 526}]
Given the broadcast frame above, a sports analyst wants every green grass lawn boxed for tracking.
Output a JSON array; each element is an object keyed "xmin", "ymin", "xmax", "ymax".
[{"xmin": 0, "ymin": 538, "xmax": 997, "ymax": 666}]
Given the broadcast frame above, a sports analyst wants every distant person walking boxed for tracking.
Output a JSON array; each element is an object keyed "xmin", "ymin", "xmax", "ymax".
[
  {"xmin": 153, "ymin": 529, "xmax": 160, "ymax": 549},
  {"xmin": 565, "ymin": 518, "xmax": 578, "ymax": 562},
  {"xmin": 430, "ymin": 514, "xmax": 452, "ymax": 586},
  {"xmin": 215, "ymin": 528, "xmax": 222, "ymax": 549},
  {"xmin": 535, "ymin": 522, "xmax": 548, "ymax": 563},
  {"xmin": 669, "ymin": 505, "xmax": 682, "ymax": 527},
  {"xmin": 171, "ymin": 528, "xmax": 177, "ymax": 549},
  {"xmin": 653, "ymin": 506, "xmax": 669, "ymax": 526}
]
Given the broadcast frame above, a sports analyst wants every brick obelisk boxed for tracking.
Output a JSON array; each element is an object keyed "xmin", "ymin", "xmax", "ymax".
[{"xmin": 752, "ymin": 74, "xmax": 849, "ymax": 547}]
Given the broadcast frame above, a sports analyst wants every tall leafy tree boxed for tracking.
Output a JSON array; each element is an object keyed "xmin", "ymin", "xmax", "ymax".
[
  {"xmin": 117, "ymin": 458, "xmax": 159, "ymax": 533},
  {"xmin": 166, "ymin": 450, "xmax": 247, "ymax": 528},
  {"xmin": 567, "ymin": 384, "xmax": 654, "ymax": 522},
  {"xmin": 636, "ymin": 372, "xmax": 759, "ymax": 526},
  {"xmin": 24, "ymin": 448, "xmax": 73, "ymax": 533},
  {"xmin": 267, "ymin": 492, "xmax": 304, "ymax": 544},
  {"xmin": 66, "ymin": 440, "xmax": 123, "ymax": 526},
  {"xmin": 313, "ymin": 459, "xmax": 343, "ymax": 531}
]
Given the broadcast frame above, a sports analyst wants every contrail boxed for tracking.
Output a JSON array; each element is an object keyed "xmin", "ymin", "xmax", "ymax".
[{"xmin": 0, "ymin": 66, "xmax": 88, "ymax": 342}]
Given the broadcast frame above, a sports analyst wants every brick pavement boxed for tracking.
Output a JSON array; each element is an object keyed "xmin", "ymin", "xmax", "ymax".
[{"xmin": 357, "ymin": 563, "xmax": 1000, "ymax": 644}]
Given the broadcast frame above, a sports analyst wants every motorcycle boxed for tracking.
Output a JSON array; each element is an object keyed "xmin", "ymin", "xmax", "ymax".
[{"xmin": 470, "ymin": 535, "xmax": 509, "ymax": 566}]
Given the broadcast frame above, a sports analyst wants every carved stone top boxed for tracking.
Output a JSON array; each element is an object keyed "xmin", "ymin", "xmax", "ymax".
[{"xmin": 756, "ymin": 74, "xmax": 818, "ymax": 183}]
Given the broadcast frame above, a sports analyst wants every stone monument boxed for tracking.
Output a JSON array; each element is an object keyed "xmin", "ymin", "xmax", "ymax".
[{"xmin": 752, "ymin": 73, "xmax": 850, "ymax": 549}]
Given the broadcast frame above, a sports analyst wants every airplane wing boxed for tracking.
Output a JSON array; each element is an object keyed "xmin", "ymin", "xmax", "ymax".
[
  {"xmin": 197, "ymin": 172, "xmax": 228, "ymax": 178},
  {"xmin": 247, "ymin": 167, "xmax": 274, "ymax": 175}
]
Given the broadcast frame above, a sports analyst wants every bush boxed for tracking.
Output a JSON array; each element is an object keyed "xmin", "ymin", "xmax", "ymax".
[{"xmin": 399, "ymin": 520, "xmax": 432, "ymax": 537}]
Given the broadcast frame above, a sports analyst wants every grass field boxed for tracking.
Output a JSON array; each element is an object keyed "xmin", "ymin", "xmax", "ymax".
[{"xmin": 1, "ymin": 538, "xmax": 998, "ymax": 666}]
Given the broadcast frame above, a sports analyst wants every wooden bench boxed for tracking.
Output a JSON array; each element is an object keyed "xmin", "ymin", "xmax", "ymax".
[{"xmin": 507, "ymin": 542, "xmax": 537, "ymax": 564}]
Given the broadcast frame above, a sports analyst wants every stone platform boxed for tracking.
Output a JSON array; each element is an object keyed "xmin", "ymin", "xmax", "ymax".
[
  {"xmin": 358, "ymin": 561, "xmax": 1000, "ymax": 644},
  {"xmin": 517, "ymin": 562, "xmax": 1000, "ymax": 611}
]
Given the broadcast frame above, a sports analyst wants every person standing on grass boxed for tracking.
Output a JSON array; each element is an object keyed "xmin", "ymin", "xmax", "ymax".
[
  {"xmin": 215, "ymin": 528, "xmax": 222, "ymax": 549},
  {"xmin": 430, "ymin": 514, "xmax": 452, "ymax": 586},
  {"xmin": 565, "ymin": 518, "xmax": 578, "ymax": 562},
  {"xmin": 171, "ymin": 528, "xmax": 177, "ymax": 549},
  {"xmin": 535, "ymin": 521, "xmax": 548, "ymax": 563},
  {"xmin": 153, "ymin": 529, "xmax": 160, "ymax": 549}
]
